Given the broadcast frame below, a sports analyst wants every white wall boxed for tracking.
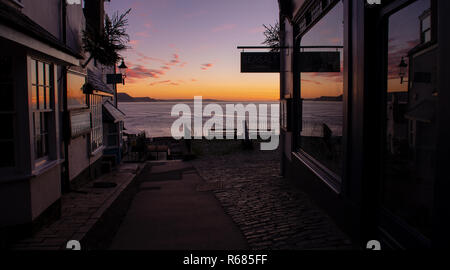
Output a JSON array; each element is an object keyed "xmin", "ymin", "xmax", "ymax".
[
  {"xmin": 30, "ymin": 166, "xmax": 61, "ymax": 220},
  {"xmin": 68, "ymin": 135, "xmax": 103, "ymax": 181}
]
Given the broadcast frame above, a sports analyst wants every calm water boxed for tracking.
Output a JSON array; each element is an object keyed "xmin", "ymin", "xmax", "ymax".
[{"xmin": 118, "ymin": 101, "xmax": 343, "ymax": 138}]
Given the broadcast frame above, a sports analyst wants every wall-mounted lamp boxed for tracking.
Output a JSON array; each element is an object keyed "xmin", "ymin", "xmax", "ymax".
[
  {"xmin": 398, "ymin": 57, "xmax": 408, "ymax": 84},
  {"xmin": 118, "ymin": 58, "xmax": 128, "ymax": 85}
]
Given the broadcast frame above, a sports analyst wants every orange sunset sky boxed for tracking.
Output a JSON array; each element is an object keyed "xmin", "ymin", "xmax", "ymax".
[{"xmin": 105, "ymin": 0, "xmax": 344, "ymax": 101}]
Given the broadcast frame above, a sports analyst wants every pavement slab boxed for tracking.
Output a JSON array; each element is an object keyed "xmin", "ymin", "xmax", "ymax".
[{"xmin": 109, "ymin": 162, "xmax": 248, "ymax": 250}]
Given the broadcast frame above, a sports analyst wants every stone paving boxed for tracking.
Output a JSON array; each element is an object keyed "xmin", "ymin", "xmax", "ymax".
[
  {"xmin": 191, "ymin": 141, "xmax": 353, "ymax": 250},
  {"xmin": 12, "ymin": 163, "xmax": 142, "ymax": 250}
]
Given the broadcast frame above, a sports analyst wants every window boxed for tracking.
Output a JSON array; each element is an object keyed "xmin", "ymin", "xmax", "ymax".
[
  {"xmin": 382, "ymin": 0, "xmax": 435, "ymax": 238},
  {"xmin": 298, "ymin": 1, "xmax": 344, "ymax": 178},
  {"xmin": 31, "ymin": 59, "xmax": 53, "ymax": 160},
  {"xmin": 70, "ymin": 111, "xmax": 91, "ymax": 138},
  {"xmin": 90, "ymin": 94, "xmax": 103, "ymax": 153},
  {"xmin": 0, "ymin": 55, "xmax": 15, "ymax": 168},
  {"xmin": 105, "ymin": 123, "xmax": 120, "ymax": 147},
  {"xmin": 420, "ymin": 9, "xmax": 432, "ymax": 44},
  {"xmin": 67, "ymin": 71, "xmax": 88, "ymax": 110}
]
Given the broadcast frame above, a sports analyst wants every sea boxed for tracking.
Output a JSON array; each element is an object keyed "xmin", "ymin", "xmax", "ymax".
[{"xmin": 118, "ymin": 101, "xmax": 343, "ymax": 138}]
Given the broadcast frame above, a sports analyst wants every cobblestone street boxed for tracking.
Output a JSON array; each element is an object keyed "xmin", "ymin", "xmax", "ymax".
[{"xmin": 192, "ymin": 141, "xmax": 353, "ymax": 250}]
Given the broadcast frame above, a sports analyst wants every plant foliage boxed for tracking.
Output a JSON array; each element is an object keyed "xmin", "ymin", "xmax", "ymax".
[
  {"xmin": 262, "ymin": 22, "xmax": 280, "ymax": 52},
  {"xmin": 82, "ymin": 9, "xmax": 131, "ymax": 67}
]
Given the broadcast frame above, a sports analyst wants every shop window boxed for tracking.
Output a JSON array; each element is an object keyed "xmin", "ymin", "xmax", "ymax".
[
  {"xmin": 0, "ymin": 55, "xmax": 15, "ymax": 168},
  {"xmin": 382, "ymin": 0, "xmax": 435, "ymax": 238},
  {"xmin": 67, "ymin": 71, "xmax": 88, "ymax": 110},
  {"xmin": 298, "ymin": 1, "xmax": 344, "ymax": 177},
  {"xmin": 90, "ymin": 94, "xmax": 103, "ymax": 153},
  {"xmin": 70, "ymin": 111, "xmax": 91, "ymax": 138},
  {"xmin": 31, "ymin": 59, "xmax": 53, "ymax": 161}
]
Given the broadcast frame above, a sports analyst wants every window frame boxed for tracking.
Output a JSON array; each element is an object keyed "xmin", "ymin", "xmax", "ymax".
[
  {"xmin": 67, "ymin": 70, "xmax": 88, "ymax": 110},
  {"xmin": 89, "ymin": 94, "xmax": 104, "ymax": 154},
  {"xmin": 376, "ymin": 0, "xmax": 438, "ymax": 248},
  {"xmin": 30, "ymin": 58, "xmax": 55, "ymax": 165},
  {"xmin": 293, "ymin": 0, "xmax": 347, "ymax": 193}
]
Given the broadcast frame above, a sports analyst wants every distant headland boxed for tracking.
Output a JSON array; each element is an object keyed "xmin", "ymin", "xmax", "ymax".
[
  {"xmin": 117, "ymin": 93, "xmax": 229, "ymax": 103},
  {"xmin": 305, "ymin": 95, "xmax": 343, "ymax": 102}
]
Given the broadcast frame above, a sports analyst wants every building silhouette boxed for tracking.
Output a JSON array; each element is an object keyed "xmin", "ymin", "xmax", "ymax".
[
  {"xmin": 0, "ymin": 0, "xmax": 125, "ymax": 246},
  {"xmin": 278, "ymin": 0, "xmax": 449, "ymax": 248}
]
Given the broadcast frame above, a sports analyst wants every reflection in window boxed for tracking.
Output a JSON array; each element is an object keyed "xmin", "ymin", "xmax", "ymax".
[
  {"xmin": 383, "ymin": 0, "xmax": 435, "ymax": 238},
  {"xmin": 67, "ymin": 71, "xmax": 88, "ymax": 110},
  {"xmin": 31, "ymin": 59, "xmax": 53, "ymax": 160},
  {"xmin": 299, "ymin": 1, "xmax": 344, "ymax": 177},
  {"xmin": 90, "ymin": 95, "xmax": 104, "ymax": 153}
]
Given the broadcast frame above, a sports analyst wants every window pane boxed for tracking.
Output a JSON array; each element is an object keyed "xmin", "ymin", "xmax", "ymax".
[
  {"xmin": 299, "ymin": 1, "xmax": 344, "ymax": 176},
  {"xmin": 90, "ymin": 95, "xmax": 103, "ymax": 152},
  {"xmin": 31, "ymin": 60, "xmax": 37, "ymax": 85},
  {"xmin": 67, "ymin": 72, "xmax": 87, "ymax": 109},
  {"xmin": 33, "ymin": 112, "xmax": 40, "ymax": 137},
  {"xmin": 422, "ymin": 15, "xmax": 431, "ymax": 30},
  {"xmin": 38, "ymin": 86, "xmax": 44, "ymax": 110},
  {"xmin": 383, "ymin": 0, "xmax": 434, "ymax": 237},
  {"xmin": 41, "ymin": 112, "xmax": 47, "ymax": 135},
  {"xmin": 31, "ymin": 85, "xmax": 38, "ymax": 110},
  {"xmin": 42, "ymin": 134, "xmax": 48, "ymax": 157},
  {"xmin": 45, "ymin": 86, "xmax": 51, "ymax": 110},
  {"xmin": 71, "ymin": 111, "xmax": 91, "ymax": 138},
  {"xmin": 38, "ymin": 62, "xmax": 44, "ymax": 85},
  {"xmin": 423, "ymin": 30, "xmax": 431, "ymax": 43},
  {"xmin": 45, "ymin": 63, "xmax": 50, "ymax": 87}
]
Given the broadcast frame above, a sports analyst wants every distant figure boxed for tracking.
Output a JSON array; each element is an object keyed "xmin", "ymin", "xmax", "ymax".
[
  {"xmin": 322, "ymin": 123, "xmax": 333, "ymax": 158},
  {"xmin": 322, "ymin": 123, "xmax": 332, "ymax": 141}
]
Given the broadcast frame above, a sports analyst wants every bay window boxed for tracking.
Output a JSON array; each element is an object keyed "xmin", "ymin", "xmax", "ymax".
[{"xmin": 31, "ymin": 59, "xmax": 54, "ymax": 161}]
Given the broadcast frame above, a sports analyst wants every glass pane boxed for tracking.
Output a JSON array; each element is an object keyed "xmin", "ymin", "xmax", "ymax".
[
  {"xmin": 67, "ymin": 72, "xmax": 87, "ymax": 109},
  {"xmin": 299, "ymin": 1, "xmax": 344, "ymax": 176},
  {"xmin": 45, "ymin": 64, "xmax": 50, "ymax": 87},
  {"xmin": 42, "ymin": 134, "xmax": 48, "ymax": 157},
  {"xmin": 422, "ymin": 15, "xmax": 431, "ymax": 30},
  {"xmin": 0, "ymin": 114, "xmax": 14, "ymax": 140},
  {"xmin": 41, "ymin": 112, "xmax": 47, "ymax": 134},
  {"xmin": 31, "ymin": 85, "xmax": 38, "ymax": 110},
  {"xmin": 38, "ymin": 61, "xmax": 44, "ymax": 85},
  {"xmin": 34, "ymin": 112, "xmax": 40, "ymax": 137},
  {"xmin": 45, "ymin": 86, "xmax": 51, "ymax": 110},
  {"xmin": 31, "ymin": 60, "xmax": 37, "ymax": 85},
  {"xmin": 38, "ymin": 86, "xmax": 44, "ymax": 110},
  {"xmin": 383, "ymin": 0, "xmax": 434, "ymax": 237},
  {"xmin": 0, "ymin": 141, "xmax": 14, "ymax": 167},
  {"xmin": 71, "ymin": 111, "xmax": 91, "ymax": 137},
  {"xmin": 423, "ymin": 30, "xmax": 431, "ymax": 43}
]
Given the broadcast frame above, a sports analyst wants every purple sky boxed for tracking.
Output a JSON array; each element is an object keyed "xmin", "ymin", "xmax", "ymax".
[{"xmin": 105, "ymin": 0, "xmax": 280, "ymax": 100}]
